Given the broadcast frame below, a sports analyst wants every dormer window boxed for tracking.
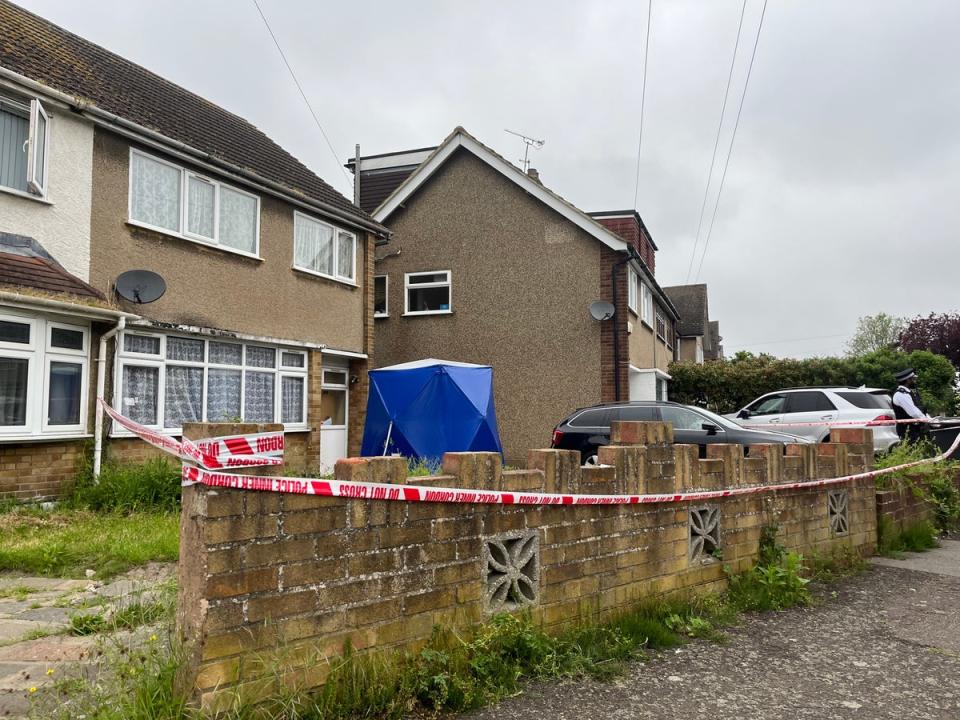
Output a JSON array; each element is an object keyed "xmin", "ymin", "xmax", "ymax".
[{"xmin": 0, "ymin": 96, "xmax": 49, "ymax": 198}]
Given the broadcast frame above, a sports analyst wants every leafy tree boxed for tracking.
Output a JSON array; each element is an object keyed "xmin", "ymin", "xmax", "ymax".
[
  {"xmin": 846, "ymin": 313, "xmax": 905, "ymax": 357},
  {"xmin": 899, "ymin": 313, "xmax": 960, "ymax": 368}
]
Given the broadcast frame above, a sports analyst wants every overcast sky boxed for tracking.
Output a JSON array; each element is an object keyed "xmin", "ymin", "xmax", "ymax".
[{"xmin": 20, "ymin": 0, "xmax": 960, "ymax": 358}]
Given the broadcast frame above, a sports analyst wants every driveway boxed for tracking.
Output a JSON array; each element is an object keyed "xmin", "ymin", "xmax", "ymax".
[{"xmin": 468, "ymin": 541, "xmax": 960, "ymax": 720}]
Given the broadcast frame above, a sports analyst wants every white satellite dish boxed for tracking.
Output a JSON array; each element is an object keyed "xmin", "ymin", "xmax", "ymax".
[{"xmin": 589, "ymin": 300, "xmax": 615, "ymax": 321}]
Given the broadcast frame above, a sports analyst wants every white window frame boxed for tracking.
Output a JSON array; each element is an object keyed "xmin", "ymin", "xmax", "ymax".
[
  {"xmin": 404, "ymin": 270, "xmax": 452, "ymax": 316},
  {"xmin": 655, "ymin": 311, "xmax": 667, "ymax": 342},
  {"xmin": 0, "ymin": 95, "xmax": 50, "ymax": 200},
  {"xmin": 113, "ymin": 332, "xmax": 308, "ymax": 435},
  {"xmin": 374, "ymin": 275, "xmax": 389, "ymax": 318},
  {"xmin": 26, "ymin": 99, "xmax": 49, "ymax": 196},
  {"xmin": 0, "ymin": 312, "xmax": 90, "ymax": 440},
  {"xmin": 640, "ymin": 283, "xmax": 653, "ymax": 327},
  {"xmin": 127, "ymin": 148, "xmax": 262, "ymax": 259},
  {"xmin": 627, "ymin": 267, "xmax": 639, "ymax": 315},
  {"xmin": 320, "ymin": 366, "xmax": 349, "ymax": 431},
  {"xmin": 292, "ymin": 211, "xmax": 357, "ymax": 285}
]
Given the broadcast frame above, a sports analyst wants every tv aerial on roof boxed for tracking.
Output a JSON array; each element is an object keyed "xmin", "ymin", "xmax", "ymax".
[
  {"xmin": 115, "ymin": 270, "xmax": 166, "ymax": 304},
  {"xmin": 504, "ymin": 129, "xmax": 545, "ymax": 173},
  {"xmin": 589, "ymin": 300, "xmax": 615, "ymax": 321}
]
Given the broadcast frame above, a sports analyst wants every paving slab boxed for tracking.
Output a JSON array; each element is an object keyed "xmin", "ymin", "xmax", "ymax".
[{"xmin": 872, "ymin": 539, "xmax": 960, "ymax": 578}]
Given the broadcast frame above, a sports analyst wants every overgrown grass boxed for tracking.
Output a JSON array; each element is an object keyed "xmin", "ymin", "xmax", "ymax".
[
  {"xmin": 65, "ymin": 456, "xmax": 181, "ymax": 512},
  {"xmin": 877, "ymin": 516, "xmax": 940, "ymax": 557},
  {"xmin": 875, "ymin": 439, "xmax": 960, "ymax": 533},
  {"xmin": 0, "ymin": 507, "xmax": 179, "ymax": 578}
]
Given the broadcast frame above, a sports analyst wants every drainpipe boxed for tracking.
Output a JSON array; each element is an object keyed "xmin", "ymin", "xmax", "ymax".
[
  {"xmin": 610, "ymin": 248, "xmax": 641, "ymax": 402},
  {"xmin": 93, "ymin": 317, "xmax": 126, "ymax": 479}
]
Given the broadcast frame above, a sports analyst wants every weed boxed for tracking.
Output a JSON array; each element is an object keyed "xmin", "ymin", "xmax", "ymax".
[
  {"xmin": 875, "ymin": 440, "xmax": 960, "ymax": 532},
  {"xmin": 407, "ymin": 458, "xmax": 442, "ymax": 477},
  {"xmin": 66, "ymin": 456, "xmax": 181, "ymax": 512},
  {"xmin": 725, "ymin": 525, "xmax": 812, "ymax": 612},
  {"xmin": 878, "ymin": 517, "xmax": 940, "ymax": 557},
  {"xmin": 807, "ymin": 545, "xmax": 868, "ymax": 583},
  {"xmin": 0, "ymin": 584, "xmax": 39, "ymax": 601},
  {"xmin": 69, "ymin": 598, "xmax": 170, "ymax": 636}
]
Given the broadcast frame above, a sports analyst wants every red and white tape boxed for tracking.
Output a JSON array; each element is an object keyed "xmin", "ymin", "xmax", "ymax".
[
  {"xmin": 98, "ymin": 399, "xmax": 284, "ymax": 470},
  {"xmin": 740, "ymin": 417, "xmax": 933, "ymax": 429},
  {"xmin": 102, "ymin": 401, "xmax": 960, "ymax": 506},
  {"xmin": 180, "ymin": 428, "xmax": 960, "ymax": 505}
]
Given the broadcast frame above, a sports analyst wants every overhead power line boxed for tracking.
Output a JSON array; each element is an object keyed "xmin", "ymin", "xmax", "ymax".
[
  {"xmin": 251, "ymin": 0, "xmax": 352, "ymax": 188},
  {"xmin": 726, "ymin": 332, "xmax": 849, "ymax": 350},
  {"xmin": 685, "ymin": 0, "xmax": 748, "ymax": 285},
  {"xmin": 695, "ymin": 0, "xmax": 769, "ymax": 282},
  {"xmin": 632, "ymin": 0, "xmax": 653, "ymax": 210}
]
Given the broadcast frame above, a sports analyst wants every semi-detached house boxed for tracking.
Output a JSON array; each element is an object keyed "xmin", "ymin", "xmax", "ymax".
[
  {"xmin": 0, "ymin": 1, "xmax": 388, "ymax": 498},
  {"xmin": 349, "ymin": 127, "xmax": 680, "ymax": 465}
]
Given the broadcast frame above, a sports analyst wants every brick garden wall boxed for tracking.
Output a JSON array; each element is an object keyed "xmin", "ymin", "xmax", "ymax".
[
  {"xmin": 176, "ymin": 423, "xmax": 877, "ymax": 711},
  {"xmin": 875, "ymin": 474, "xmax": 938, "ymax": 533}
]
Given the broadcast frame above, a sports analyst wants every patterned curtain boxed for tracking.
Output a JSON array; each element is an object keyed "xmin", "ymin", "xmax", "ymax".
[
  {"xmin": 122, "ymin": 365, "xmax": 159, "ymax": 425},
  {"xmin": 244, "ymin": 371, "xmax": 274, "ymax": 422},
  {"xmin": 187, "ymin": 177, "xmax": 215, "ymax": 239},
  {"xmin": 130, "ymin": 154, "xmax": 181, "ymax": 232},
  {"xmin": 294, "ymin": 216, "xmax": 333, "ymax": 275},
  {"xmin": 219, "ymin": 187, "xmax": 257, "ymax": 253},
  {"xmin": 281, "ymin": 376, "xmax": 304, "ymax": 424},
  {"xmin": 164, "ymin": 366, "xmax": 203, "ymax": 428},
  {"xmin": 207, "ymin": 369, "xmax": 241, "ymax": 421}
]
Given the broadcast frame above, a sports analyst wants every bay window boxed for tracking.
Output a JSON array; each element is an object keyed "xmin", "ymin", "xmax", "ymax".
[
  {"xmin": 0, "ymin": 314, "xmax": 89, "ymax": 438},
  {"xmin": 128, "ymin": 149, "xmax": 260, "ymax": 256},
  {"xmin": 293, "ymin": 211, "xmax": 356, "ymax": 284},
  {"xmin": 115, "ymin": 332, "xmax": 308, "ymax": 433}
]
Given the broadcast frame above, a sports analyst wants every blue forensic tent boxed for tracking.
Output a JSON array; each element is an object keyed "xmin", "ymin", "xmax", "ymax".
[{"xmin": 360, "ymin": 359, "xmax": 504, "ymax": 460}]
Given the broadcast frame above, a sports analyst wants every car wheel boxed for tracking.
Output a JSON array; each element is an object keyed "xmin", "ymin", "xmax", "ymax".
[{"xmin": 582, "ymin": 453, "xmax": 600, "ymax": 467}]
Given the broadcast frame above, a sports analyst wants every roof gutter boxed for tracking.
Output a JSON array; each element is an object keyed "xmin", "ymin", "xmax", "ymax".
[
  {"xmin": 0, "ymin": 66, "xmax": 391, "ymax": 240},
  {"xmin": 0, "ymin": 291, "xmax": 139, "ymax": 320}
]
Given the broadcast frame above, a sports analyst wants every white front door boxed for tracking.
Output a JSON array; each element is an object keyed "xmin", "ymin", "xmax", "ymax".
[{"xmin": 319, "ymin": 365, "xmax": 349, "ymax": 473}]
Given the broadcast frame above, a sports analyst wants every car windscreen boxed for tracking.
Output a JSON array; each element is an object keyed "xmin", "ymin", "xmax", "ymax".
[
  {"xmin": 837, "ymin": 391, "xmax": 891, "ymax": 409},
  {"xmin": 568, "ymin": 408, "xmax": 612, "ymax": 427}
]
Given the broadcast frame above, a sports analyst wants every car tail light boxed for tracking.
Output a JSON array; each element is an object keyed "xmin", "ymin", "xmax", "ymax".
[
  {"xmin": 867, "ymin": 414, "xmax": 894, "ymax": 426},
  {"xmin": 551, "ymin": 429, "xmax": 564, "ymax": 447}
]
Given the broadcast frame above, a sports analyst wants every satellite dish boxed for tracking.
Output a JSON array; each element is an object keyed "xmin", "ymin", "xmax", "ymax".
[
  {"xmin": 589, "ymin": 300, "xmax": 615, "ymax": 321},
  {"xmin": 115, "ymin": 270, "xmax": 166, "ymax": 304}
]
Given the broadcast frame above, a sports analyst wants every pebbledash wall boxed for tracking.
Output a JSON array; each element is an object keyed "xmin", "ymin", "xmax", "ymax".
[{"xmin": 177, "ymin": 422, "xmax": 877, "ymax": 711}]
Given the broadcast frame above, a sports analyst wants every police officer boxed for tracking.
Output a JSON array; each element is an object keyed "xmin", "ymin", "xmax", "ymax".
[{"xmin": 892, "ymin": 368, "xmax": 930, "ymax": 442}]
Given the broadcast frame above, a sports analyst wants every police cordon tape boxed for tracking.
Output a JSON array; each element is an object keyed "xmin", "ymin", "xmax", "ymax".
[
  {"xmin": 98, "ymin": 399, "xmax": 283, "ymax": 470},
  {"xmin": 735, "ymin": 417, "xmax": 934, "ymax": 429},
  {"xmin": 100, "ymin": 400, "xmax": 960, "ymax": 506}
]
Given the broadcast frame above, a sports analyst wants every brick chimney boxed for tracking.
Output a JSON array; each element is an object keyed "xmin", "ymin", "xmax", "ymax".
[
  {"xmin": 527, "ymin": 168, "xmax": 541, "ymax": 183},
  {"xmin": 589, "ymin": 211, "xmax": 656, "ymax": 274}
]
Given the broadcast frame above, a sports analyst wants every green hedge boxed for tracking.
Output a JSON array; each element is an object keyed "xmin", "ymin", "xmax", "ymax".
[{"xmin": 668, "ymin": 348, "xmax": 957, "ymax": 415}]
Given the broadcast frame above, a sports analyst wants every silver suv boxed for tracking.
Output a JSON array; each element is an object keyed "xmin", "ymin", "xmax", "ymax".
[{"xmin": 726, "ymin": 387, "xmax": 899, "ymax": 454}]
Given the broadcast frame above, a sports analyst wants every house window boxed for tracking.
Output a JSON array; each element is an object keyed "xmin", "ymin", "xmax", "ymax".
[
  {"xmin": 374, "ymin": 275, "xmax": 389, "ymax": 318},
  {"xmin": 0, "ymin": 96, "xmax": 49, "ymax": 197},
  {"xmin": 0, "ymin": 313, "xmax": 89, "ymax": 439},
  {"xmin": 115, "ymin": 332, "xmax": 307, "ymax": 432},
  {"xmin": 655, "ymin": 312, "xmax": 667, "ymax": 341},
  {"xmin": 640, "ymin": 283, "xmax": 653, "ymax": 326},
  {"xmin": 128, "ymin": 149, "xmax": 261, "ymax": 257},
  {"xmin": 405, "ymin": 271, "xmax": 451, "ymax": 315},
  {"xmin": 321, "ymin": 368, "xmax": 348, "ymax": 427},
  {"xmin": 293, "ymin": 212, "xmax": 356, "ymax": 284},
  {"xmin": 627, "ymin": 268, "xmax": 639, "ymax": 314}
]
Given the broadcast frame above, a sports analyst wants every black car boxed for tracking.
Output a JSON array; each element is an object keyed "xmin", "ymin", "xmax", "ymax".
[{"xmin": 551, "ymin": 401, "xmax": 810, "ymax": 465}]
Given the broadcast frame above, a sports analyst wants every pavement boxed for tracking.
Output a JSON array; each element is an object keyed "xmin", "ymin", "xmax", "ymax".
[
  {"xmin": 468, "ymin": 541, "xmax": 960, "ymax": 720},
  {"xmin": 0, "ymin": 563, "xmax": 174, "ymax": 718}
]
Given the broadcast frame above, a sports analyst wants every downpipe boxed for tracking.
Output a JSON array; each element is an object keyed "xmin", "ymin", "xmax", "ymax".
[
  {"xmin": 610, "ymin": 247, "xmax": 641, "ymax": 402},
  {"xmin": 93, "ymin": 317, "xmax": 125, "ymax": 479}
]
